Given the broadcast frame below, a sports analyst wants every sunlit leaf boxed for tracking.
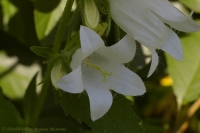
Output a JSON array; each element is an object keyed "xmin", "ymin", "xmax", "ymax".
[
  {"xmin": 0, "ymin": 0, "xmax": 18, "ymax": 28},
  {"xmin": 34, "ymin": 0, "xmax": 66, "ymax": 41},
  {"xmin": 171, "ymin": 1, "xmax": 190, "ymax": 15},
  {"xmin": 54, "ymin": 91, "xmax": 144, "ymax": 133},
  {"xmin": 0, "ymin": 51, "xmax": 41, "ymax": 99},
  {"xmin": 179, "ymin": 0, "xmax": 200, "ymax": 13},
  {"xmin": 0, "ymin": 0, "xmax": 39, "ymax": 46},
  {"xmin": 166, "ymin": 20, "xmax": 200, "ymax": 106}
]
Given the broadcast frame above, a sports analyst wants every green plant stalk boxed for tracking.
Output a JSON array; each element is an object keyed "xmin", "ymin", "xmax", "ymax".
[
  {"xmin": 53, "ymin": 0, "xmax": 75, "ymax": 53},
  {"xmin": 64, "ymin": 0, "xmax": 81, "ymax": 51},
  {"xmin": 30, "ymin": 0, "xmax": 75, "ymax": 127}
]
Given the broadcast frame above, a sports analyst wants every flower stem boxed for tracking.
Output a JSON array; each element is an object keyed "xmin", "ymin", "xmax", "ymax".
[
  {"xmin": 30, "ymin": 0, "xmax": 75, "ymax": 126},
  {"xmin": 53, "ymin": 0, "xmax": 75, "ymax": 53},
  {"xmin": 172, "ymin": 97, "xmax": 200, "ymax": 133}
]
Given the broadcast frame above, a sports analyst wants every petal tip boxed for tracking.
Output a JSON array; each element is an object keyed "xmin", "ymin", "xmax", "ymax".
[
  {"xmin": 91, "ymin": 115, "xmax": 99, "ymax": 121},
  {"xmin": 147, "ymin": 73, "xmax": 152, "ymax": 78},
  {"xmin": 139, "ymin": 89, "xmax": 146, "ymax": 95},
  {"xmin": 177, "ymin": 57, "xmax": 183, "ymax": 62}
]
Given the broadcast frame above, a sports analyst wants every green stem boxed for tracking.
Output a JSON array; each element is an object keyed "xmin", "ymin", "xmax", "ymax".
[
  {"xmin": 53, "ymin": 0, "xmax": 75, "ymax": 52},
  {"xmin": 172, "ymin": 97, "xmax": 200, "ymax": 133},
  {"xmin": 30, "ymin": 65, "xmax": 52, "ymax": 127},
  {"xmin": 64, "ymin": 0, "xmax": 81, "ymax": 51},
  {"xmin": 64, "ymin": 25, "xmax": 73, "ymax": 51},
  {"xmin": 31, "ymin": 0, "xmax": 75, "ymax": 126}
]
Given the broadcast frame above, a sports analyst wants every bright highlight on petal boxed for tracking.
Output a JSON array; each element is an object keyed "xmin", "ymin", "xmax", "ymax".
[{"xmin": 56, "ymin": 26, "xmax": 146, "ymax": 121}]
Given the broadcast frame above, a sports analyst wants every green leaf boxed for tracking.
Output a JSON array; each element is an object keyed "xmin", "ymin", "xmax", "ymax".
[
  {"xmin": 0, "ymin": 0, "xmax": 18, "ymax": 28},
  {"xmin": 0, "ymin": 87, "xmax": 23, "ymax": 127},
  {"xmin": 0, "ymin": 51, "xmax": 42, "ymax": 99},
  {"xmin": 166, "ymin": 22, "xmax": 200, "ymax": 106},
  {"xmin": 37, "ymin": 116, "xmax": 82, "ymax": 133},
  {"xmin": 179, "ymin": 0, "xmax": 200, "ymax": 13},
  {"xmin": 23, "ymin": 73, "xmax": 38, "ymax": 126},
  {"xmin": 54, "ymin": 91, "xmax": 144, "ymax": 133},
  {"xmin": 34, "ymin": 0, "xmax": 66, "ymax": 41},
  {"xmin": 30, "ymin": 46, "xmax": 58, "ymax": 59},
  {"xmin": 0, "ymin": 0, "xmax": 39, "ymax": 46}
]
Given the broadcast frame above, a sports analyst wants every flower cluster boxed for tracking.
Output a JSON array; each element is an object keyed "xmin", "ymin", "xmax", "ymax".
[{"xmin": 51, "ymin": 0, "xmax": 200, "ymax": 121}]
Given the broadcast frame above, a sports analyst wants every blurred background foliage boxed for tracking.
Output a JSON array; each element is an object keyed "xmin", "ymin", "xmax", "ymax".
[{"xmin": 0, "ymin": 0, "xmax": 200, "ymax": 133}]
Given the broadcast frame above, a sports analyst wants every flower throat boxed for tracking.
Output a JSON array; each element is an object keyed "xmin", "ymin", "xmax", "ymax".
[{"xmin": 84, "ymin": 58, "xmax": 112, "ymax": 82}]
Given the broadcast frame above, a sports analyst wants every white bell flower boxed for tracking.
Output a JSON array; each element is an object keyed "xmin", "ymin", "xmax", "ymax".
[
  {"xmin": 55, "ymin": 26, "xmax": 146, "ymax": 121},
  {"xmin": 108, "ymin": 0, "xmax": 200, "ymax": 76}
]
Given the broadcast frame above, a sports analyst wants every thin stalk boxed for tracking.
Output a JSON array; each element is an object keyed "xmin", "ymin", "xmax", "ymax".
[
  {"xmin": 53, "ymin": 0, "xmax": 75, "ymax": 52},
  {"xmin": 30, "ymin": 0, "xmax": 75, "ymax": 126},
  {"xmin": 172, "ymin": 97, "xmax": 200, "ymax": 133}
]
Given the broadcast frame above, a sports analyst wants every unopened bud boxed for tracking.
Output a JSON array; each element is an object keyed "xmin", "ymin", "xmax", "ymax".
[
  {"xmin": 84, "ymin": 0, "xmax": 100, "ymax": 28},
  {"xmin": 51, "ymin": 61, "xmax": 66, "ymax": 89}
]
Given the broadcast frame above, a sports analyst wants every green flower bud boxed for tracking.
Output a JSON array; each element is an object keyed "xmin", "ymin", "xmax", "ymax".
[
  {"xmin": 84, "ymin": 0, "xmax": 99, "ymax": 28},
  {"xmin": 51, "ymin": 60, "xmax": 66, "ymax": 89}
]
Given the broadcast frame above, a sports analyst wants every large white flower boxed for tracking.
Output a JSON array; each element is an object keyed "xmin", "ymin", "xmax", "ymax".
[
  {"xmin": 108, "ymin": 0, "xmax": 200, "ymax": 76},
  {"xmin": 55, "ymin": 26, "xmax": 146, "ymax": 121}
]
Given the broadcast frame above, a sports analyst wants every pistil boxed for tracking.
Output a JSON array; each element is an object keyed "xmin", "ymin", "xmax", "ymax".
[{"xmin": 85, "ymin": 60, "xmax": 112, "ymax": 82}]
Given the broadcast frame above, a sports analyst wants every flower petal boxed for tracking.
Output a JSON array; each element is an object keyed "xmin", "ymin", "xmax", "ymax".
[
  {"xmin": 70, "ymin": 49, "xmax": 83, "ymax": 70},
  {"xmin": 161, "ymin": 27, "xmax": 183, "ymax": 61},
  {"xmin": 90, "ymin": 57, "xmax": 146, "ymax": 96},
  {"xmin": 108, "ymin": 0, "xmax": 167, "ymax": 49},
  {"xmin": 56, "ymin": 66, "xmax": 84, "ymax": 93},
  {"xmin": 96, "ymin": 35, "xmax": 136, "ymax": 63},
  {"xmin": 80, "ymin": 26, "xmax": 105, "ymax": 59},
  {"xmin": 146, "ymin": 47, "xmax": 159, "ymax": 77},
  {"xmin": 107, "ymin": 64, "xmax": 146, "ymax": 96},
  {"xmin": 82, "ymin": 67, "xmax": 113, "ymax": 121},
  {"xmin": 151, "ymin": 0, "xmax": 200, "ymax": 32},
  {"xmin": 85, "ymin": 86, "xmax": 112, "ymax": 121}
]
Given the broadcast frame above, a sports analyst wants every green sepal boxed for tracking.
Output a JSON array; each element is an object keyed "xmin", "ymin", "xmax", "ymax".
[
  {"xmin": 30, "ymin": 46, "xmax": 59, "ymax": 59},
  {"xmin": 94, "ymin": 22, "xmax": 108, "ymax": 36},
  {"xmin": 61, "ymin": 44, "xmax": 81, "ymax": 73},
  {"xmin": 94, "ymin": 0, "xmax": 108, "ymax": 15},
  {"xmin": 95, "ymin": 0, "xmax": 111, "ymax": 36},
  {"xmin": 64, "ymin": 32, "xmax": 80, "ymax": 51}
]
